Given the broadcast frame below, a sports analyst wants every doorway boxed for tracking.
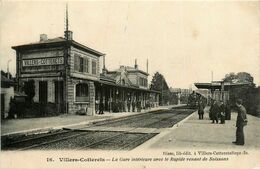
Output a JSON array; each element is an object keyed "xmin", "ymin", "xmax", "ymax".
[
  {"xmin": 55, "ymin": 81, "xmax": 64, "ymax": 104},
  {"xmin": 39, "ymin": 81, "xmax": 48, "ymax": 103}
]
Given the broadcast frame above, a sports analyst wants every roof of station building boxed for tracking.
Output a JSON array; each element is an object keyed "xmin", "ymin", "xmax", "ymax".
[
  {"xmin": 194, "ymin": 81, "xmax": 251, "ymax": 89},
  {"xmin": 99, "ymin": 73, "xmax": 160, "ymax": 93},
  {"xmin": 12, "ymin": 37, "xmax": 105, "ymax": 57},
  {"xmin": 107, "ymin": 66, "xmax": 149, "ymax": 76}
]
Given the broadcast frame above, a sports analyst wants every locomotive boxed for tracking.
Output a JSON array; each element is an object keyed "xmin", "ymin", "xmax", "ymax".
[{"xmin": 187, "ymin": 91, "xmax": 207, "ymax": 109}]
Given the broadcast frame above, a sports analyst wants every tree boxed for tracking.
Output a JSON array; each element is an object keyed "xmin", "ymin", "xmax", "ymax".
[
  {"xmin": 150, "ymin": 72, "xmax": 172, "ymax": 105},
  {"xmin": 223, "ymin": 72, "xmax": 254, "ymax": 86},
  {"xmin": 223, "ymin": 72, "xmax": 257, "ymax": 115},
  {"xmin": 223, "ymin": 72, "xmax": 236, "ymax": 83},
  {"xmin": 150, "ymin": 72, "xmax": 169, "ymax": 91}
]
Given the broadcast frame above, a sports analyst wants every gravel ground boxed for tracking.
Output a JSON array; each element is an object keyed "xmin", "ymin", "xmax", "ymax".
[
  {"xmin": 101, "ymin": 109, "xmax": 194, "ymax": 128},
  {"xmin": 2, "ymin": 130, "xmax": 85, "ymax": 150}
]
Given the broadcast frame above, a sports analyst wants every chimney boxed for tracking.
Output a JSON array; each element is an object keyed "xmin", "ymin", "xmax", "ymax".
[
  {"xmin": 40, "ymin": 34, "xmax": 48, "ymax": 41},
  {"xmin": 134, "ymin": 59, "xmax": 138, "ymax": 69},
  {"xmin": 65, "ymin": 30, "xmax": 73, "ymax": 40},
  {"xmin": 102, "ymin": 55, "xmax": 107, "ymax": 75},
  {"xmin": 146, "ymin": 59, "xmax": 148, "ymax": 73}
]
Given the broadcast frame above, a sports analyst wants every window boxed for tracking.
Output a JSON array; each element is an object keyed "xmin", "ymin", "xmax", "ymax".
[
  {"xmin": 139, "ymin": 77, "xmax": 147, "ymax": 87},
  {"xmin": 75, "ymin": 83, "xmax": 89, "ymax": 102},
  {"xmin": 74, "ymin": 54, "xmax": 89, "ymax": 73},
  {"xmin": 74, "ymin": 54, "xmax": 80, "ymax": 72},
  {"xmin": 83, "ymin": 58, "xmax": 89, "ymax": 73},
  {"xmin": 79, "ymin": 57, "xmax": 84, "ymax": 72},
  {"xmin": 92, "ymin": 60, "xmax": 97, "ymax": 75}
]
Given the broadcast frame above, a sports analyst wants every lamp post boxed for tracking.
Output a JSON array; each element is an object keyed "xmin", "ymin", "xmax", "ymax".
[{"xmin": 7, "ymin": 59, "xmax": 11, "ymax": 79}]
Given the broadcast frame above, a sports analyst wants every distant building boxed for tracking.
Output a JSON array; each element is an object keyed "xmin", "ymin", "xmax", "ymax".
[
  {"xmin": 170, "ymin": 88, "xmax": 192, "ymax": 104},
  {"xmin": 170, "ymin": 88, "xmax": 192, "ymax": 95}
]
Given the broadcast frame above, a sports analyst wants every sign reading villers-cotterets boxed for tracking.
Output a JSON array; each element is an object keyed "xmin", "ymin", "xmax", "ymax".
[{"xmin": 22, "ymin": 57, "xmax": 64, "ymax": 67}]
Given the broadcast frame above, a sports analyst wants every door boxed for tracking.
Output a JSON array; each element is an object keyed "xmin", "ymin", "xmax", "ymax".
[
  {"xmin": 39, "ymin": 81, "xmax": 48, "ymax": 103},
  {"xmin": 55, "ymin": 81, "xmax": 64, "ymax": 113},
  {"xmin": 55, "ymin": 81, "xmax": 64, "ymax": 104}
]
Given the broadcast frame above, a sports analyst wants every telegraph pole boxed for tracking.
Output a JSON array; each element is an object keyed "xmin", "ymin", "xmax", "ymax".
[
  {"xmin": 161, "ymin": 76, "xmax": 164, "ymax": 106},
  {"xmin": 64, "ymin": 3, "xmax": 69, "ymax": 114}
]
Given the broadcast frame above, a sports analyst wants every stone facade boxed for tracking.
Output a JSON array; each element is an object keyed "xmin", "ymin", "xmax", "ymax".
[{"xmin": 66, "ymin": 78, "xmax": 95, "ymax": 115}]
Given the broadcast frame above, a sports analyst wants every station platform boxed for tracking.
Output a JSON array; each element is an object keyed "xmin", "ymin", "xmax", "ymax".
[
  {"xmin": 1, "ymin": 105, "xmax": 178, "ymax": 137},
  {"xmin": 136, "ymin": 107, "xmax": 260, "ymax": 150}
]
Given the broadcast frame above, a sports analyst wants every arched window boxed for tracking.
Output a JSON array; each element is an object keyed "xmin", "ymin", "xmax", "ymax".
[{"xmin": 75, "ymin": 83, "xmax": 89, "ymax": 102}]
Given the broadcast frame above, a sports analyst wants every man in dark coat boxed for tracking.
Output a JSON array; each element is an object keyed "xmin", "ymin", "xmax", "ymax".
[
  {"xmin": 219, "ymin": 101, "xmax": 225, "ymax": 124},
  {"xmin": 99, "ymin": 99, "xmax": 104, "ymax": 114},
  {"xmin": 225, "ymin": 100, "xmax": 231, "ymax": 120},
  {"xmin": 233, "ymin": 99, "xmax": 247, "ymax": 146},
  {"xmin": 198, "ymin": 100, "xmax": 204, "ymax": 120},
  {"xmin": 210, "ymin": 100, "xmax": 220, "ymax": 124},
  {"xmin": 127, "ymin": 99, "xmax": 131, "ymax": 112},
  {"xmin": 209, "ymin": 99, "xmax": 214, "ymax": 120},
  {"xmin": 132, "ymin": 100, "xmax": 136, "ymax": 112}
]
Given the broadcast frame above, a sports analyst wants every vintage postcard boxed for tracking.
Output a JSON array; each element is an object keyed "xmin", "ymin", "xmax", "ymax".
[{"xmin": 0, "ymin": 1, "xmax": 259, "ymax": 169}]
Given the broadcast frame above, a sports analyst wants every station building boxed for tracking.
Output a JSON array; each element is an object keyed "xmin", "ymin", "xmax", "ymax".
[
  {"xmin": 12, "ymin": 31, "xmax": 160, "ymax": 115},
  {"xmin": 12, "ymin": 31, "xmax": 103, "ymax": 115},
  {"xmin": 97, "ymin": 61, "xmax": 160, "ymax": 112}
]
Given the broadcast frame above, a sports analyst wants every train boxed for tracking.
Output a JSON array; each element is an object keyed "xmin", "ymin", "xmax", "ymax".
[{"xmin": 187, "ymin": 91, "xmax": 207, "ymax": 109}]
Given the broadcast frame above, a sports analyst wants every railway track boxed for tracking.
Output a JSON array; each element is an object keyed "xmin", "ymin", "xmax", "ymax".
[
  {"xmin": 2, "ymin": 108, "xmax": 195, "ymax": 151},
  {"xmin": 2, "ymin": 109, "xmax": 164, "ymax": 150}
]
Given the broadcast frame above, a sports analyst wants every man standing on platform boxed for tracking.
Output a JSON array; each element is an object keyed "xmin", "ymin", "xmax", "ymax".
[
  {"xmin": 99, "ymin": 99, "xmax": 104, "ymax": 114},
  {"xmin": 127, "ymin": 99, "xmax": 131, "ymax": 112},
  {"xmin": 198, "ymin": 100, "xmax": 204, "ymax": 120},
  {"xmin": 225, "ymin": 100, "xmax": 231, "ymax": 120},
  {"xmin": 219, "ymin": 101, "xmax": 225, "ymax": 124},
  {"xmin": 210, "ymin": 100, "xmax": 220, "ymax": 124},
  {"xmin": 233, "ymin": 99, "xmax": 248, "ymax": 146}
]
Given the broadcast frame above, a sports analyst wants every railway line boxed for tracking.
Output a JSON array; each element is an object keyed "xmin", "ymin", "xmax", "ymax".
[{"xmin": 1, "ymin": 107, "xmax": 195, "ymax": 151}]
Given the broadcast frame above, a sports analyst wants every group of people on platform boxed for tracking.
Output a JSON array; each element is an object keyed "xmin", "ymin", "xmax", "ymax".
[
  {"xmin": 196, "ymin": 98, "xmax": 231, "ymax": 123},
  {"xmin": 197, "ymin": 97, "xmax": 248, "ymax": 146},
  {"xmin": 209, "ymin": 100, "xmax": 231, "ymax": 124},
  {"xmin": 95, "ymin": 99, "xmax": 153, "ymax": 115}
]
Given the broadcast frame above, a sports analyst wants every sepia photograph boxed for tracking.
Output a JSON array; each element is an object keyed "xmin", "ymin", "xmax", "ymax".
[{"xmin": 0, "ymin": 0, "xmax": 260, "ymax": 169}]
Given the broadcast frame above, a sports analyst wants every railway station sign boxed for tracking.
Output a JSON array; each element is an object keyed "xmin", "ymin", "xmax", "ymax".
[{"xmin": 22, "ymin": 57, "xmax": 64, "ymax": 67}]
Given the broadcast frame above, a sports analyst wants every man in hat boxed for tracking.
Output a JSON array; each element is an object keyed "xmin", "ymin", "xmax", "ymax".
[
  {"xmin": 198, "ymin": 99, "xmax": 204, "ymax": 120},
  {"xmin": 210, "ymin": 100, "xmax": 220, "ymax": 124},
  {"xmin": 233, "ymin": 99, "xmax": 247, "ymax": 146}
]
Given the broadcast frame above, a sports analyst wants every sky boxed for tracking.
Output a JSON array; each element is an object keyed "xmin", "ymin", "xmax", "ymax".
[{"xmin": 0, "ymin": 1, "xmax": 259, "ymax": 89}]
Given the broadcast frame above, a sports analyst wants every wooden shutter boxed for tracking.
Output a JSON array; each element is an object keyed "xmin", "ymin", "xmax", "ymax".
[
  {"xmin": 92, "ymin": 60, "xmax": 96, "ymax": 75},
  {"xmin": 83, "ymin": 58, "xmax": 86, "ymax": 72},
  {"xmin": 79, "ymin": 57, "xmax": 83, "ymax": 72},
  {"xmin": 74, "ymin": 54, "xmax": 79, "ymax": 71},
  {"xmin": 86, "ymin": 58, "xmax": 89, "ymax": 73}
]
